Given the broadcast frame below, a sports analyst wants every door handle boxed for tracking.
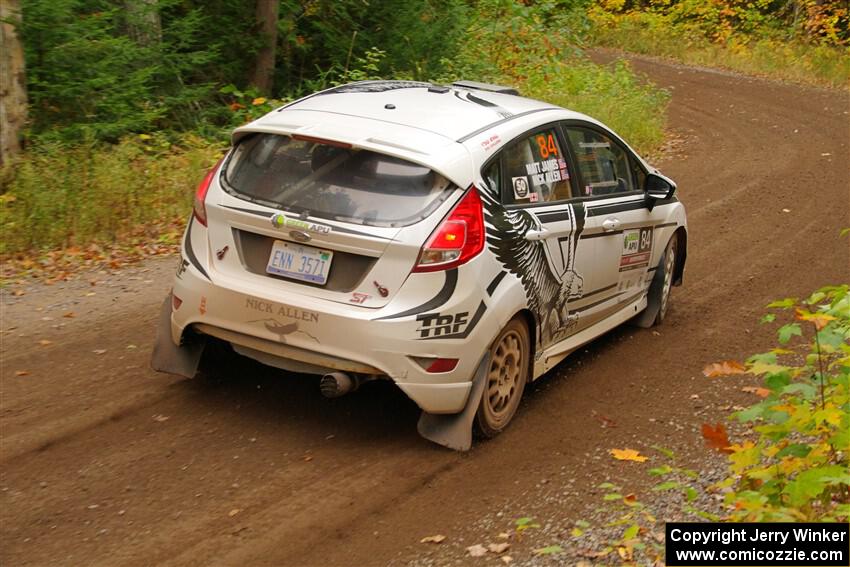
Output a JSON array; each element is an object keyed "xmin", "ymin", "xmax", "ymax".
[
  {"xmin": 524, "ymin": 228, "xmax": 550, "ymax": 241},
  {"xmin": 602, "ymin": 217, "xmax": 621, "ymax": 232}
]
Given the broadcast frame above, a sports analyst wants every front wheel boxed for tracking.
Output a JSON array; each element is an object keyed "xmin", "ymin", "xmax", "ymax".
[
  {"xmin": 653, "ymin": 237, "xmax": 677, "ymax": 325},
  {"xmin": 474, "ymin": 317, "xmax": 530, "ymax": 438}
]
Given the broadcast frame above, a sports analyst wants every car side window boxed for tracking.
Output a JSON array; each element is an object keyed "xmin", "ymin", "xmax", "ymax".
[
  {"xmin": 501, "ymin": 128, "xmax": 573, "ymax": 205},
  {"xmin": 483, "ymin": 159, "xmax": 501, "ymax": 196},
  {"xmin": 630, "ymin": 156, "xmax": 647, "ymax": 192},
  {"xmin": 565, "ymin": 126, "xmax": 636, "ymax": 197}
]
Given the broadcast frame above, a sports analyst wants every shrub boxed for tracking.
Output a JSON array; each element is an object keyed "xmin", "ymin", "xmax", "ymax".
[{"xmin": 0, "ymin": 136, "xmax": 224, "ymax": 255}]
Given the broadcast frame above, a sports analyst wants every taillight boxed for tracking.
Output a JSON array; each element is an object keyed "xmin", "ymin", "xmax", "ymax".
[
  {"xmin": 413, "ymin": 187, "xmax": 485, "ymax": 272},
  {"xmin": 192, "ymin": 157, "xmax": 224, "ymax": 226}
]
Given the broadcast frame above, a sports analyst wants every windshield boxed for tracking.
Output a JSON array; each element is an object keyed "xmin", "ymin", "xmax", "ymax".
[{"xmin": 222, "ymin": 134, "xmax": 455, "ymax": 227}]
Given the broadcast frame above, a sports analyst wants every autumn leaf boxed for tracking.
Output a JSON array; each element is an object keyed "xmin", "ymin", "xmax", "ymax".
[
  {"xmin": 488, "ymin": 542, "xmax": 510, "ymax": 553},
  {"xmin": 420, "ymin": 535, "xmax": 446, "ymax": 544},
  {"xmin": 610, "ymin": 448, "xmax": 648, "ymax": 462},
  {"xmin": 15, "ymin": 370, "xmax": 30, "ymax": 377},
  {"xmin": 467, "ymin": 544, "xmax": 488, "ymax": 557},
  {"xmin": 701, "ymin": 423, "xmax": 733, "ymax": 453},
  {"xmin": 702, "ymin": 360, "xmax": 746, "ymax": 377},
  {"xmin": 38, "ymin": 339, "xmax": 53, "ymax": 346},
  {"xmin": 741, "ymin": 386, "xmax": 770, "ymax": 398},
  {"xmin": 795, "ymin": 309, "xmax": 836, "ymax": 331},
  {"xmin": 533, "ymin": 545, "xmax": 564, "ymax": 556},
  {"xmin": 251, "ymin": 97, "xmax": 267, "ymax": 106}
]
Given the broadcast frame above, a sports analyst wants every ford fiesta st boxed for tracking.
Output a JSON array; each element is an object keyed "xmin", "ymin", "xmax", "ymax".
[{"xmin": 152, "ymin": 80, "xmax": 687, "ymax": 450}]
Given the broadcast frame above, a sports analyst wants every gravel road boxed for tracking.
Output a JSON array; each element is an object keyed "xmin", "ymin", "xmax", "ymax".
[{"xmin": 2, "ymin": 53, "xmax": 848, "ymax": 566}]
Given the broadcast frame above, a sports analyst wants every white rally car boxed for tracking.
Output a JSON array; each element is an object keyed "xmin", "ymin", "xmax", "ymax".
[{"xmin": 152, "ymin": 80, "xmax": 687, "ymax": 450}]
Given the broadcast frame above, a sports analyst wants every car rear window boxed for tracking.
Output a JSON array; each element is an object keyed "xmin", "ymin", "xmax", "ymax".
[{"xmin": 221, "ymin": 134, "xmax": 455, "ymax": 227}]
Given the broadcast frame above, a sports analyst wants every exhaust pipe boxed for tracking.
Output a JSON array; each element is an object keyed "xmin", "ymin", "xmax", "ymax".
[{"xmin": 320, "ymin": 372, "xmax": 357, "ymax": 398}]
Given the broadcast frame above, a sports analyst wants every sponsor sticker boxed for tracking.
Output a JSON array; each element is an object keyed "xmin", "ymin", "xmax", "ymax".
[
  {"xmin": 618, "ymin": 227, "xmax": 654, "ymax": 291},
  {"xmin": 512, "ymin": 176, "xmax": 530, "ymax": 200},
  {"xmin": 417, "ymin": 311, "xmax": 470, "ymax": 339},
  {"xmin": 480, "ymin": 133, "xmax": 501, "ymax": 152},
  {"xmin": 271, "ymin": 213, "xmax": 331, "ymax": 235},
  {"xmin": 245, "ymin": 296, "xmax": 319, "ymax": 322}
]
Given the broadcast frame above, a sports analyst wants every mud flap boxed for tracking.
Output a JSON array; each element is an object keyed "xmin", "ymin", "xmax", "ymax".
[
  {"xmin": 416, "ymin": 353, "xmax": 489, "ymax": 451},
  {"xmin": 633, "ymin": 264, "xmax": 664, "ymax": 328},
  {"xmin": 150, "ymin": 294, "xmax": 206, "ymax": 378}
]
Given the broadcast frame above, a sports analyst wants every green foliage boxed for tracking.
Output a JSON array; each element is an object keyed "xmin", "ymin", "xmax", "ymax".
[
  {"xmin": 21, "ymin": 0, "xmax": 217, "ymax": 142},
  {"xmin": 4, "ymin": 0, "xmax": 670, "ymax": 262},
  {"xmin": 443, "ymin": 0, "xmax": 670, "ymax": 153},
  {"xmin": 563, "ymin": 284, "xmax": 848, "ymax": 560},
  {"xmin": 17, "ymin": 0, "xmax": 471, "ymax": 144},
  {"xmin": 586, "ymin": 5, "xmax": 850, "ymax": 88},
  {"xmin": 718, "ymin": 285, "xmax": 850, "ymax": 522},
  {"xmin": 0, "ymin": 137, "xmax": 224, "ymax": 254}
]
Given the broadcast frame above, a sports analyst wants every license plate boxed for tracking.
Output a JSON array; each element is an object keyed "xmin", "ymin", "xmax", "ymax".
[{"xmin": 266, "ymin": 240, "xmax": 333, "ymax": 285}]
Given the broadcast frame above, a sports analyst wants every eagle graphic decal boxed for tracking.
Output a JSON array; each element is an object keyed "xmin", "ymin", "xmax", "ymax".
[{"xmin": 479, "ymin": 187, "xmax": 586, "ymax": 352}]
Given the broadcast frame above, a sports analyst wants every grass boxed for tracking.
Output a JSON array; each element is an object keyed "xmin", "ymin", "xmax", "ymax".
[
  {"xmin": 522, "ymin": 58, "xmax": 669, "ymax": 155},
  {"xmin": 587, "ymin": 9, "xmax": 850, "ymax": 89},
  {"xmin": 1, "ymin": 135, "xmax": 224, "ymax": 259}
]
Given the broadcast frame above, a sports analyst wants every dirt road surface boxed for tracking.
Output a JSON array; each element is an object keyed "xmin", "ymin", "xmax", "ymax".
[{"xmin": 2, "ymin": 54, "xmax": 848, "ymax": 566}]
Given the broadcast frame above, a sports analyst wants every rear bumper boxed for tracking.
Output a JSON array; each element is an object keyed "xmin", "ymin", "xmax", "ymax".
[{"xmin": 168, "ymin": 245, "xmax": 499, "ymax": 414}]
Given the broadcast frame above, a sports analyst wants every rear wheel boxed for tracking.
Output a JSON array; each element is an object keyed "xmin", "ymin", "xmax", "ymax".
[{"xmin": 474, "ymin": 317, "xmax": 530, "ymax": 438}]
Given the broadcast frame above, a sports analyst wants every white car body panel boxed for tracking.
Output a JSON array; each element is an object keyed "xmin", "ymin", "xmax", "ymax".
[{"xmin": 161, "ymin": 80, "xmax": 688, "ymax": 417}]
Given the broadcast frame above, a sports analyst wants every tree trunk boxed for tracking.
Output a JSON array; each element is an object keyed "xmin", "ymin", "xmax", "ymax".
[
  {"xmin": 0, "ymin": 0, "xmax": 28, "ymax": 167},
  {"xmin": 124, "ymin": 0, "xmax": 161, "ymax": 46},
  {"xmin": 250, "ymin": 0, "xmax": 280, "ymax": 96}
]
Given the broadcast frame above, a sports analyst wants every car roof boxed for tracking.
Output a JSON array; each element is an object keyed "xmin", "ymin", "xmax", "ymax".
[
  {"xmin": 232, "ymin": 81, "xmax": 604, "ymax": 186},
  {"xmin": 254, "ymin": 80, "xmax": 588, "ymax": 143}
]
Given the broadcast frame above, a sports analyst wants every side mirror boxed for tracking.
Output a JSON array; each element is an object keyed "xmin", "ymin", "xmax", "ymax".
[{"xmin": 645, "ymin": 172, "xmax": 676, "ymax": 201}]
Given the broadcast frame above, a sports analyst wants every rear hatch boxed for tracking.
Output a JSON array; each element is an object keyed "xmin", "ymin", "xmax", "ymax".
[{"xmin": 204, "ymin": 133, "xmax": 460, "ymax": 308}]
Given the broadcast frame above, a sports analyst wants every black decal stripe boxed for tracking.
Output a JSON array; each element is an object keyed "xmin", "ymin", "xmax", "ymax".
[
  {"xmin": 573, "ymin": 291, "xmax": 644, "ymax": 314},
  {"xmin": 374, "ymin": 269, "xmax": 458, "ymax": 320},
  {"xmin": 572, "ymin": 292, "xmax": 625, "ymax": 313},
  {"xmin": 223, "ymin": 204, "xmax": 274, "ymax": 218},
  {"xmin": 580, "ymin": 230, "xmax": 623, "ymax": 239},
  {"xmin": 457, "ymin": 108, "xmax": 561, "ymax": 143},
  {"xmin": 419, "ymin": 301, "xmax": 487, "ymax": 340},
  {"xmin": 579, "ymin": 283, "xmax": 618, "ymax": 299},
  {"xmin": 586, "ymin": 199, "xmax": 645, "ymax": 217},
  {"xmin": 486, "ymin": 271, "xmax": 507, "ymax": 296},
  {"xmin": 183, "ymin": 216, "xmax": 210, "ymax": 281},
  {"xmin": 536, "ymin": 211, "xmax": 572, "ymax": 223},
  {"xmin": 221, "ymin": 205, "xmax": 389, "ymax": 239},
  {"xmin": 585, "ymin": 196, "xmax": 678, "ymax": 217}
]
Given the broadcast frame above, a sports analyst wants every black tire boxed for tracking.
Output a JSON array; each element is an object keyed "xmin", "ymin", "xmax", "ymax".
[
  {"xmin": 650, "ymin": 236, "xmax": 677, "ymax": 326},
  {"xmin": 474, "ymin": 317, "xmax": 530, "ymax": 438}
]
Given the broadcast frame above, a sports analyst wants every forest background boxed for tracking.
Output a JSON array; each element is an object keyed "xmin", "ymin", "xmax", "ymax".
[{"xmin": 0, "ymin": 0, "xmax": 847, "ymax": 270}]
